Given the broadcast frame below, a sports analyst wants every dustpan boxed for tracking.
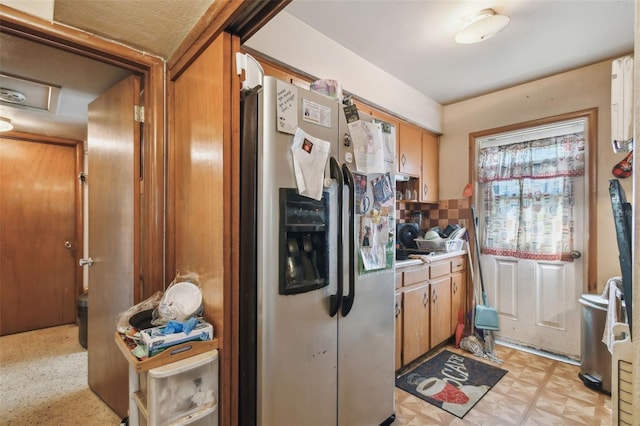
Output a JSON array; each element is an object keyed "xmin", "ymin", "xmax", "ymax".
[
  {"xmin": 475, "ymin": 293, "xmax": 499, "ymax": 330},
  {"xmin": 471, "ymin": 206, "xmax": 499, "ymax": 331}
]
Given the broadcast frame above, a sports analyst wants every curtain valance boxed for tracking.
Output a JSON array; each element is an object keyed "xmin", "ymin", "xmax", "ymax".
[{"xmin": 478, "ymin": 132, "xmax": 586, "ymax": 183}]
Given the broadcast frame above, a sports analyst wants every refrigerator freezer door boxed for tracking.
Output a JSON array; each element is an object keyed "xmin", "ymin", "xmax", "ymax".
[{"xmin": 256, "ymin": 77, "xmax": 341, "ymax": 425}]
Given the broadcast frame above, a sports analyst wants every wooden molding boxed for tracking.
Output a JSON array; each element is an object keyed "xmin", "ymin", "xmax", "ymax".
[
  {"xmin": 229, "ymin": 33, "xmax": 242, "ymax": 426},
  {"xmin": 168, "ymin": 0, "xmax": 244, "ymax": 78},
  {"xmin": 0, "ymin": 4, "xmax": 163, "ymax": 71},
  {"xmin": 0, "ymin": 130, "xmax": 82, "ymax": 146},
  {"xmin": 168, "ymin": 0, "xmax": 291, "ymax": 80}
]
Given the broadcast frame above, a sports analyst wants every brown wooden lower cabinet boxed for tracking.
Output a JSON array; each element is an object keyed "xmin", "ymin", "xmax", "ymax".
[
  {"xmin": 402, "ymin": 283, "xmax": 430, "ymax": 364},
  {"xmin": 395, "ymin": 254, "xmax": 466, "ymax": 370},
  {"xmin": 430, "ymin": 276, "xmax": 452, "ymax": 347},
  {"xmin": 394, "ymin": 293, "xmax": 403, "ymax": 371},
  {"xmin": 450, "ymin": 269, "xmax": 466, "ymax": 335}
]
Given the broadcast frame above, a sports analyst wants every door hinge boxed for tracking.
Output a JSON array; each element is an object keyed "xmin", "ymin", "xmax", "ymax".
[{"xmin": 134, "ymin": 105, "xmax": 145, "ymax": 123}]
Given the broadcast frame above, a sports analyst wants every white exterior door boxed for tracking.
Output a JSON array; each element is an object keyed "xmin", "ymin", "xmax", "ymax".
[
  {"xmin": 479, "ymin": 185, "xmax": 584, "ymax": 359},
  {"xmin": 476, "ymin": 119, "xmax": 588, "ymax": 360}
]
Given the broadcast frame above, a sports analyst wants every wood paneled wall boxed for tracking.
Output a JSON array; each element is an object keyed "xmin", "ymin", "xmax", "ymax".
[{"xmin": 168, "ymin": 32, "xmax": 234, "ymax": 425}]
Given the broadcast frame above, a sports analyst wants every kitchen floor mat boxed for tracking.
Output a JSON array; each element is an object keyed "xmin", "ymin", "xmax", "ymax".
[{"xmin": 395, "ymin": 349, "xmax": 507, "ymax": 419}]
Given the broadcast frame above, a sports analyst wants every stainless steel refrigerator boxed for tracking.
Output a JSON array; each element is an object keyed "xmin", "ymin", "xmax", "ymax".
[{"xmin": 239, "ymin": 76, "xmax": 396, "ymax": 426}]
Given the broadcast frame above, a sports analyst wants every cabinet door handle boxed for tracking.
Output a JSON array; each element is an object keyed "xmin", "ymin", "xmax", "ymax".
[
  {"xmin": 395, "ymin": 302, "xmax": 401, "ymax": 317},
  {"xmin": 432, "ymin": 289, "xmax": 437, "ymax": 303},
  {"xmin": 423, "ymin": 184, "xmax": 428, "ymax": 195},
  {"xmin": 401, "ymin": 154, "xmax": 406, "ymax": 167},
  {"xmin": 423, "ymin": 292, "xmax": 429, "ymax": 306}
]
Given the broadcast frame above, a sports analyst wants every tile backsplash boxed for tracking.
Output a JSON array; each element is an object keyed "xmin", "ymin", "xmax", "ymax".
[{"xmin": 397, "ymin": 198, "xmax": 471, "ymax": 232}]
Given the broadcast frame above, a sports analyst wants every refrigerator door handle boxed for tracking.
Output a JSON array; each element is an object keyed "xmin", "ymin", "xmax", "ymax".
[
  {"xmin": 329, "ymin": 157, "xmax": 343, "ymax": 317},
  {"xmin": 341, "ymin": 163, "xmax": 355, "ymax": 317}
]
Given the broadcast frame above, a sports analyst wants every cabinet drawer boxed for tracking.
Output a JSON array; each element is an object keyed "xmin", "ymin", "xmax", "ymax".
[
  {"xmin": 395, "ymin": 272, "xmax": 403, "ymax": 289},
  {"xmin": 451, "ymin": 257, "xmax": 466, "ymax": 272},
  {"xmin": 147, "ymin": 351, "xmax": 219, "ymax": 425},
  {"xmin": 430, "ymin": 261, "xmax": 450, "ymax": 279},
  {"xmin": 403, "ymin": 265, "xmax": 429, "ymax": 286}
]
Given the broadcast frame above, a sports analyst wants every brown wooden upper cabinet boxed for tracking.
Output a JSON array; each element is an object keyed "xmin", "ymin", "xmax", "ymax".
[
  {"xmin": 397, "ymin": 123, "xmax": 422, "ymax": 176},
  {"xmin": 253, "ymin": 55, "xmax": 439, "ymax": 203},
  {"xmin": 259, "ymin": 60, "xmax": 311, "ymax": 89},
  {"xmin": 421, "ymin": 130, "xmax": 439, "ymax": 203}
]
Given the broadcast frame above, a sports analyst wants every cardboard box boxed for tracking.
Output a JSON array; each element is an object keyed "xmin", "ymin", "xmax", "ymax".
[{"xmin": 141, "ymin": 319, "xmax": 214, "ymax": 357}]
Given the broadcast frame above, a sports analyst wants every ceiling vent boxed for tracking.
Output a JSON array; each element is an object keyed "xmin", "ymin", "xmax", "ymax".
[
  {"xmin": 0, "ymin": 88, "xmax": 26, "ymax": 103},
  {"xmin": 0, "ymin": 73, "xmax": 61, "ymax": 114}
]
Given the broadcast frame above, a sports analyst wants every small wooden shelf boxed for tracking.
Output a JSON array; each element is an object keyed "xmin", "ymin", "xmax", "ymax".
[{"xmin": 114, "ymin": 332, "xmax": 219, "ymax": 373}]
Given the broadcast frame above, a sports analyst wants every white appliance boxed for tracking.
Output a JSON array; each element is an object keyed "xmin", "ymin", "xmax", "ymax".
[
  {"xmin": 238, "ymin": 76, "xmax": 396, "ymax": 425},
  {"xmin": 610, "ymin": 55, "xmax": 634, "ymax": 152}
]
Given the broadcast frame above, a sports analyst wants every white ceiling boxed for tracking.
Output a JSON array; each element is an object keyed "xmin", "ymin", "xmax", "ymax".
[
  {"xmin": 0, "ymin": 0, "xmax": 635, "ymax": 140},
  {"xmin": 0, "ymin": 0, "xmax": 211, "ymax": 141},
  {"xmin": 284, "ymin": 0, "xmax": 635, "ymax": 105},
  {"xmin": 0, "ymin": 32, "xmax": 131, "ymax": 141}
]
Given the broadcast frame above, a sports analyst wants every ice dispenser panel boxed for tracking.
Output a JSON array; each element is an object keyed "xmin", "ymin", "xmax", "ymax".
[{"xmin": 279, "ymin": 188, "xmax": 329, "ymax": 295}]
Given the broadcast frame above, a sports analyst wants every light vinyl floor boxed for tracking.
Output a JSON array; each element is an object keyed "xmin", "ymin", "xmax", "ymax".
[
  {"xmin": 393, "ymin": 344, "xmax": 612, "ymax": 425},
  {"xmin": 1, "ymin": 325, "xmax": 611, "ymax": 425}
]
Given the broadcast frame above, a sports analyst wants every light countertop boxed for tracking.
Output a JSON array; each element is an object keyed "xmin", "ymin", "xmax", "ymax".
[{"xmin": 395, "ymin": 250, "xmax": 466, "ymax": 268}]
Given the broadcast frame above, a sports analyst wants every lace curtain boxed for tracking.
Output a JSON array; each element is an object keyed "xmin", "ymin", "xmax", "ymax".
[{"xmin": 477, "ymin": 132, "xmax": 586, "ymax": 261}]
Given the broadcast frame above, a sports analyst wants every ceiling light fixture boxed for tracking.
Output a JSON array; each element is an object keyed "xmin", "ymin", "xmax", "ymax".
[
  {"xmin": 0, "ymin": 117, "xmax": 13, "ymax": 132},
  {"xmin": 455, "ymin": 8, "xmax": 510, "ymax": 44}
]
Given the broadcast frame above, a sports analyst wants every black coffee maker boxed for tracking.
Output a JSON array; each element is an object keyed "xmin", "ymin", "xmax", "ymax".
[{"xmin": 395, "ymin": 223, "xmax": 420, "ymax": 260}]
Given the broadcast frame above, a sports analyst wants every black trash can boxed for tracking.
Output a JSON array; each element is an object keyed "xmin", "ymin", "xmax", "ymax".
[{"xmin": 77, "ymin": 293, "xmax": 88, "ymax": 349}]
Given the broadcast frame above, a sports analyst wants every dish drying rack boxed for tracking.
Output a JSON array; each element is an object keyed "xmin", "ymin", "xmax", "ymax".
[{"xmin": 413, "ymin": 238, "xmax": 464, "ymax": 253}]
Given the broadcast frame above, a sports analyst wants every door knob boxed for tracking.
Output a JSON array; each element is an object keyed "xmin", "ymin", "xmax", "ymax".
[
  {"xmin": 570, "ymin": 250, "xmax": 581, "ymax": 259},
  {"xmin": 79, "ymin": 257, "xmax": 94, "ymax": 267},
  {"xmin": 64, "ymin": 241, "xmax": 73, "ymax": 249}
]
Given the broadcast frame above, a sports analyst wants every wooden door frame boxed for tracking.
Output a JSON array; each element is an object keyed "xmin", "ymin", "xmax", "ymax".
[
  {"xmin": 0, "ymin": 5, "xmax": 166, "ymax": 300},
  {"xmin": 467, "ymin": 108, "xmax": 598, "ymax": 298}
]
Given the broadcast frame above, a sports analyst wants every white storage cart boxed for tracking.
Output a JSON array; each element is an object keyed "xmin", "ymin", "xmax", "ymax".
[{"xmin": 115, "ymin": 333, "xmax": 219, "ymax": 426}]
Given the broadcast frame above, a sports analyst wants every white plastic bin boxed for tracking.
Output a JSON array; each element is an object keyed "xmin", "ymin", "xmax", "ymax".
[{"xmin": 139, "ymin": 350, "xmax": 218, "ymax": 425}]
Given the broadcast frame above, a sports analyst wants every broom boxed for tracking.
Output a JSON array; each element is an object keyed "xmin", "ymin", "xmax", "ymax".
[
  {"xmin": 455, "ymin": 237, "xmax": 479, "ymax": 347},
  {"xmin": 470, "ymin": 206, "xmax": 503, "ymax": 362},
  {"xmin": 455, "ymin": 183, "xmax": 476, "ymax": 347},
  {"xmin": 471, "ymin": 205, "xmax": 499, "ymax": 332}
]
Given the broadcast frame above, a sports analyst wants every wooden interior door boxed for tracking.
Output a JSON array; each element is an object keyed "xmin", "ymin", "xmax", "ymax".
[
  {"xmin": 87, "ymin": 74, "xmax": 139, "ymax": 418},
  {"xmin": 0, "ymin": 137, "xmax": 78, "ymax": 335}
]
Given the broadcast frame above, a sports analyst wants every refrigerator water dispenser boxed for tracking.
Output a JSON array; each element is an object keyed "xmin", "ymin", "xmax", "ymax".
[{"xmin": 279, "ymin": 188, "xmax": 329, "ymax": 295}]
